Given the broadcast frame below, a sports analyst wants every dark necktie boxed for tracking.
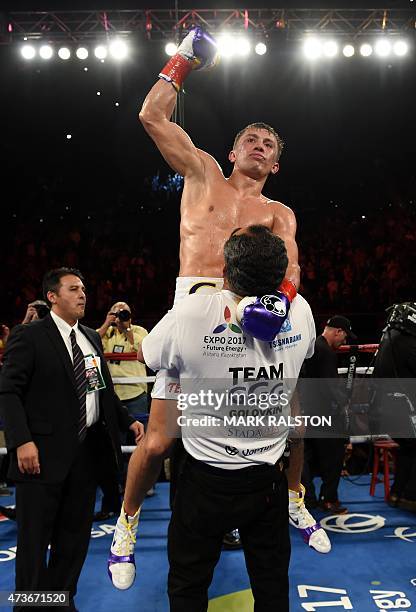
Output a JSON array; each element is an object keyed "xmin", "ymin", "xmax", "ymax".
[{"xmin": 70, "ymin": 329, "xmax": 87, "ymax": 441}]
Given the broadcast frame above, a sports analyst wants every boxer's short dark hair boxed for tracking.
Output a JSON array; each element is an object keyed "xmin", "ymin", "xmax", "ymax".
[
  {"xmin": 233, "ymin": 122, "xmax": 284, "ymax": 160},
  {"xmin": 43, "ymin": 267, "xmax": 85, "ymax": 305},
  {"xmin": 224, "ymin": 225, "xmax": 288, "ymax": 296}
]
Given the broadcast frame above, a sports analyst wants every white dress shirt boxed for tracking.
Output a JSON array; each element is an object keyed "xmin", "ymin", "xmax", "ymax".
[{"xmin": 50, "ymin": 310, "xmax": 100, "ymax": 427}]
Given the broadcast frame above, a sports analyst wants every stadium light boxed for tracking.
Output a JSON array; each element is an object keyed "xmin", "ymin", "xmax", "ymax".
[
  {"xmin": 109, "ymin": 39, "xmax": 128, "ymax": 60},
  {"xmin": 58, "ymin": 47, "xmax": 71, "ymax": 60},
  {"xmin": 393, "ymin": 40, "xmax": 408, "ymax": 57},
  {"xmin": 375, "ymin": 39, "xmax": 391, "ymax": 57},
  {"xmin": 217, "ymin": 35, "xmax": 236, "ymax": 58},
  {"xmin": 255, "ymin": 42, "xmax": 267, "ymax": 55},
  {"xmin": 165, "ymin": 42, "xmax": 177, "ymax": 56},
  {"xmin": 342, "ymin": 44, "xmax": 355, "ymax": 58},
  {"xmin": 323, "ymin": 40, "xmax": 338, "ymax": 58},
  {"xmin": 21, "ymin": 45, "xmax": 35, "ymax": 60},
  {"xmin": 94, "ymin": 45, "xmax": 107, "ymax": 60},
  {"xmin": 303, "ymin": 38, "xmax": 322, "ymax": 60},
  {"xmin": 76, "ymin": 47, "xmax": 88, "ymax": 60},
  {"xmin": 39, "ymin": 45, "xmax": 53, "ymax": 60},
  {"xmin": 235, "ymin": 38, "xmax": 251, "ymax": 57},
  {"xmin": 360, "ymin": 43, "xmax": 373, "ymax": 57}
]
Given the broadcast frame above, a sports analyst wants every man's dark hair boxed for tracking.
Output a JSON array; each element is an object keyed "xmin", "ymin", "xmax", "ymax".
[
  {"xmin": 233, "ymin": 122, "xmax": 284, "ymax": 161},
  {"xmin": 43, "ymin": 267, "xmax": 85, "ymax": 305},
  {"xmin": 224, "ymin": 225, "xmax": 288, "ymax": 297}
]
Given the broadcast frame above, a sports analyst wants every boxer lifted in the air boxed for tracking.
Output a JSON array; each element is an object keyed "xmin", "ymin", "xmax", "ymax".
[{"xmin": 108, "ymin": 27, "xmax": 330, "ymax": 592}]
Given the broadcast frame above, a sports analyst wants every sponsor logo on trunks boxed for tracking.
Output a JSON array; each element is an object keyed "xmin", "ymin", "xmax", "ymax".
[
  {"xmin": 189, "ymin": 281, "xmax": 218, "ymax": 294},
  {"xmin": 212, "ymin": 306, "xmax": 242, "ymax": 334},
  {"xmin": 260, "ymin": 295, "xmax": 287, "ymax": 318}
]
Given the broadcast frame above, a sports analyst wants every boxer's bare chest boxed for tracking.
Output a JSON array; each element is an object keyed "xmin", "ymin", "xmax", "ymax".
[{"xmin": 181, "ymin": 174, "xmax": 276, "ymax": 234}]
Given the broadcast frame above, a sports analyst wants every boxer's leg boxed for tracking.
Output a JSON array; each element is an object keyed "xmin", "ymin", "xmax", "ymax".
[
  {"xmin": 124, "ymin": 397, "xmax": 179, "ymax": 515},
  {"xmin": 287, "ymin": 439, "xmax": 331, "ymax": 554},
  {"xmin": 108, "ymin": 397, "xmax": 179, "ymax": 590}
]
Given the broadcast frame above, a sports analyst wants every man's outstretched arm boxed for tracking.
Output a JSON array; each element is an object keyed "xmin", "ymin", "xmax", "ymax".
[
  {"xmin": 139, "ymin": 28, "xmax": 217, "ymax": 178},
  {"xmin": 139, "ymin": 80, "xmax": 203, "ymax": 179}
]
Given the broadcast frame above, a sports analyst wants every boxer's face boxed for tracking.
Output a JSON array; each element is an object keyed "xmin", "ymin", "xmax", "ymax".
[
  {"xmin": 229, "ymin": 128, "xmax": 279, "ymax": 178},
  {"xmin": 48, "ymin": 274, "xmax": 86, "ymax": 325}
]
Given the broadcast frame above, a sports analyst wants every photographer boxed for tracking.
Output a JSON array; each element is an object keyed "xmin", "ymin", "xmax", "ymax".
[
  {"xmin": 21, "ymin": 299, "xmax": 50, "ymax": 324},
  {"xmin": 95, "ymin": 302, "xmax": 150, "ymax": 519},
  {"xmin": 373, "ymin": 302, "xmax": 416, "ymax": 512},
  {"xmin": 97, "ymin": 302, "xmax": 148, "ymax": 416}
]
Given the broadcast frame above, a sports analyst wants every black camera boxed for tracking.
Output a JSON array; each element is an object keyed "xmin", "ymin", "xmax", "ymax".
[
  {"xmin": 114, "ymin": 309, "xmax": 131, "ymax": 322},
  {"xmin": 33, "ymin": 303, "xmax": 50, "ymax": 319}
]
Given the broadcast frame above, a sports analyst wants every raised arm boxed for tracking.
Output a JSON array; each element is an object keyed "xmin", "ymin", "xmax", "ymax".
[
  {"xmin": 139, "ymin": 27, "xmax": 218, "ymax": 179},
  {"xmin": 139, "ymin": 80, "xmax": 203, "ymax": 179},
  {"xmin": 272, "ymin": 204, "xmax": 300, "ymax": 290}
]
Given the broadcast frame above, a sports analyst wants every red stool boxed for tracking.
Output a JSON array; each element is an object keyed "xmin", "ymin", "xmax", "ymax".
[{"xmin": 370, "ymin": 440, "xmax": 399, "ymax": 501}]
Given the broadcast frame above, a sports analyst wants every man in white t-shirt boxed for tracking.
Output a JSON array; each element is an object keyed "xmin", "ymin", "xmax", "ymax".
[{"xmin": 108, "ymin": 226, "xmax": 315, "ymax": 611}]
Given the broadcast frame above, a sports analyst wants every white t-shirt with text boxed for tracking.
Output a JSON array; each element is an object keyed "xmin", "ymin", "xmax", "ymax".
[{"xmin": 142, "ymin": 290, "xmax": 315, "ymax": 469}]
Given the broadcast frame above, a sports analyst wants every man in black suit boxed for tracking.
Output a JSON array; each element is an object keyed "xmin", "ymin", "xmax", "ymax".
[{"xmin": 0, "ymin": 267, "xmax": 144, "ymax": 611}]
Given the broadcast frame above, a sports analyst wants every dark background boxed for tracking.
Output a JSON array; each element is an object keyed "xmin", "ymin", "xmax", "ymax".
[{"xmin": 1, "ymin": 2, "xmax": 415, "ymax": 342}]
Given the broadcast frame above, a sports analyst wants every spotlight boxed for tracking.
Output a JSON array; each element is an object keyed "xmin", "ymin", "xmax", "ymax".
[
  {"xmin": 323, "ymin": 40, "xmax": 338, "ymax": 58},
  {"xmin": 360, "ymin": 43, "xmax": 373, "ymax": 57},
  {"xmin": 375, "ymin": 39, "xmax": 391, "ymax": 57},
  {"xmin": 342, "ymin": 44, "xmax": 355, "ymax": 58},
  {"xmin": 235, "ymin": 38, "xmax": 251, "ymax": 57},
  {"xmin": 94, "ymin": 45, "xmax": 107, "ymax": 60},
  {"xmin": 39, "ymin": 45, "xmax": 53, "ymax": 60},
  {"xmin": 109, "ymin": 39, "xmax": 128, "ymax": 60},
  {"xmin": 303, "ymin": 38, "xmax": 322, "ymax": 60},
  {"xmin": 58, "ymin": 47, "xmax": 71, "ymax": 60},
  {"xmin": 217, "ymin": 35, "xmax": 235, "ymax": 58},
  {"xmin": 255, "ymin": 42, "xmax": 267, "ymax": 56},
  {"xmin": 21, "ymin": 45, "xmax": 35, "ymax": 60},
  {"xmin": 76, "ymin": 47, "xmax": 89, "ymax": 60},
  {"xmin": 165, "ymin": 42, "xmax": 177, "ymax": 56},
  {"xmin": 393, "ymin": 40, "xmax": 408, "ymax": 57}
]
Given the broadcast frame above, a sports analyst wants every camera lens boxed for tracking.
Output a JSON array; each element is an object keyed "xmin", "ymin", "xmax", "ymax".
[
  {"xmin": 117, "ymin": 309, "xmax": 131, "ymax": 322},
  {"xmin": 34, "ymin": 304, "xmax": 50, "ymax": 319}
]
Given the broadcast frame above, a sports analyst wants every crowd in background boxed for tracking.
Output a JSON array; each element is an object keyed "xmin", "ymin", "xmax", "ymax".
[
  {"xmin": 1, "ymin": 198, "xmax": 415, "ymax": 343},
  {"xmin": 299, "ymin": 208, "xmax": 415, "ymax": 314}
]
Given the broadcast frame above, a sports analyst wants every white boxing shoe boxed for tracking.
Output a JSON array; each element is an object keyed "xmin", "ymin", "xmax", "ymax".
[
  {"xmin": 108, "ymin": 503, "xmax": 140, "ymax": 589},
  {"xmin": 288, "ymin": 484, "xmax": 331, "ymax": 554}
]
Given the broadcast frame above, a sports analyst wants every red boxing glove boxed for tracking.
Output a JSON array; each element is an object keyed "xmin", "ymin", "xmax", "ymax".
[
  {"xmin": 278, "ymin": 278, "xmax": 297, "ymax": 303},
  {"xmin": 159, "ymin": 26, "xmax": 218, "ymax": 92}
]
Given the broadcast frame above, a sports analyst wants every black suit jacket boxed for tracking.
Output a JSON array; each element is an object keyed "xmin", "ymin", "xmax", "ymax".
[
  {"xmin": 303, "ymin": 335, "xmax": 347, "ymax": 410},
  {"xmin": 0, "ymin": 314, "xmax": 134, "ymax": 484}
]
